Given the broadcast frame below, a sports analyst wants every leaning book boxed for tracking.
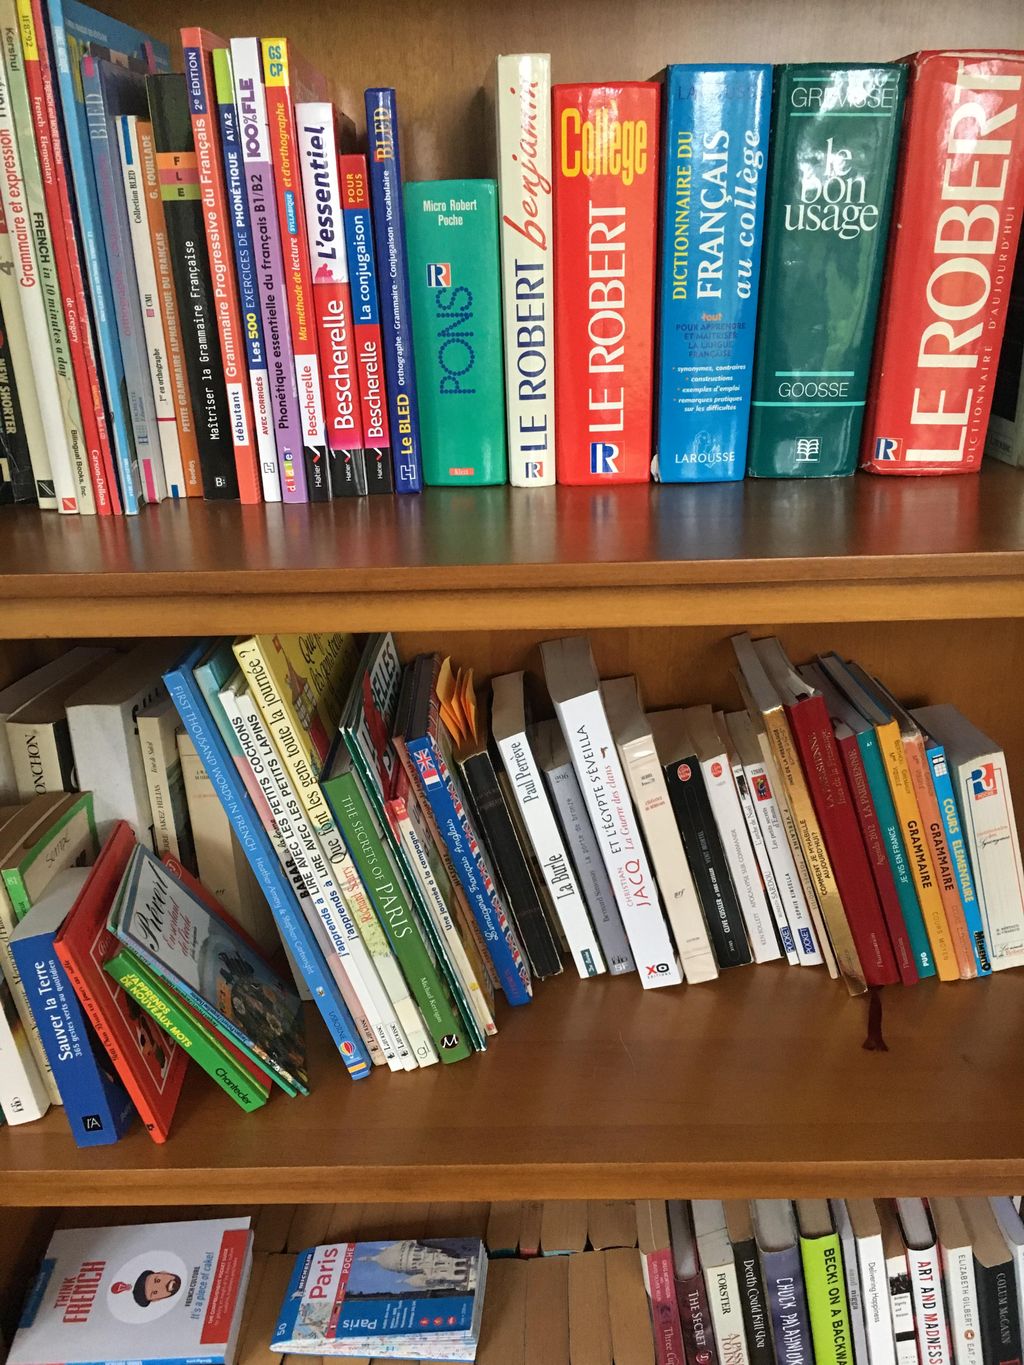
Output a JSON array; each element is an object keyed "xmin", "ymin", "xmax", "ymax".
[
  {"xmin": 271, "ymin": 1239, "xmax": 488, "ymax": 1359},
  {"xmin": 7, "ymin": 1217, "xmax": 253, "ymax": 1365}
]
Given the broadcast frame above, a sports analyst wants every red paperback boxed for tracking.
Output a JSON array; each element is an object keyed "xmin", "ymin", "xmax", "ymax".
[{"xmin": 553, "ymin": 82, "xmax": 659, "ymax": 484}]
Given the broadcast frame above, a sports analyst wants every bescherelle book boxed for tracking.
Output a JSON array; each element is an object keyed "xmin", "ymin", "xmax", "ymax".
[{"xmin": 8, "ymin": 1217, "xmax": 253, "ymax": 1365}]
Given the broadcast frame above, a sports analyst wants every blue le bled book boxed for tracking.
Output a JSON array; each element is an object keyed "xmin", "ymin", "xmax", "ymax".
[
  {"xmin": 163, "ymin": 640, "xmax": 372, "ymax": 1080},
  {"xmin": 655, "ymin": 64, "xmax": 771, "ymax": 482},
  {"xmin": 365, "ymin": 88, "xmax": 423, "ymax": 493},
  {"xmin": 10, "ymin": 870, "xmax": 135, "ymax": 1148}
]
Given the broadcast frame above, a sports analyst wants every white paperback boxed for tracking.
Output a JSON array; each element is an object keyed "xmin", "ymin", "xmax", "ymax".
[
  {"xmin": 0, "ymin": 979, "xmax": 49, "ymax": 1123},
  {"xmin": 896, "ymin": 1199, "xmax": 952, "ymax": 1365},
  {"xmin": 0, "ymin": 178, "xmax": 50, "ymax": 506},
  {"xmin": 847, "ymin": 1200, "xmax": 896, "ymax": 1365},
  {"xmin": 116, "ymin": 114, "xmax": 186, "ymax": 499},
  {"xmin": 881, "ymin": 1214, "xmax": 921, "ymax": 1365},
  {"xmin": 0, "ymin": 650, "xmax": 108, "ymax": 802},
  {"xmin": 930, "ymin": 1199, "xmax": 982, "ymax": 1365},
  {"xmin": 832, "ymin": 1201, "xmax": 870, "ymax": 1365},
  {"xmin": 137, "ymin": 697, "xmax": 192, "ymax": 862},
  {"xmin": 223, "ymin": 679, "xmax": 429, "ymax": 1071},
  {"xmin": 496, "ymin": 53, "xmax": 555, "ymax": 486},
  {"xmin": 725, "ymin": 709, "xmax": 821, "ymax": 966},
  {"xmin": 913, "ymin": 704, "xmax": 1024, "ymax": 972},
  {"xmin": 531, "ymin": 718, "xmax": 635, "ymax": 976},
  {"xmin": 0, "ymin": 9, "xmax": 82, "ymax": 513},
  {"xmin": 682, "ymin": 705, "xmax": 779, "ymax": 964},
  {"xmin": 602, "ymin": 675, "xmax": 717, "ymax": 984},
  {"xmin": 716, "ymin": 710, "xmax": 796, "ymax": 966},
  {"xmin": 492, "ymin": 671, "xmax": 605, "ymax": 979},
  {"xmin": 692, "ymin": 1200, "xmax": 751, "ymax": 1365},
  {"xmin": 540, "ymin": 637, "xmax": 680, "ymax": 987}
]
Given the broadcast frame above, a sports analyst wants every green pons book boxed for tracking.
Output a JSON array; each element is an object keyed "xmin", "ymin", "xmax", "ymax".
[
  {"xmin": 748, "ymin": 65, "xmax": 905, "ymax": 477},
  {"xmin": 322, "ymin": 753, "xmax": 473, "ymax": 1064},
  {"xmin": 404, "ymin": 179, "xmax": 508, "ymax": 485}
]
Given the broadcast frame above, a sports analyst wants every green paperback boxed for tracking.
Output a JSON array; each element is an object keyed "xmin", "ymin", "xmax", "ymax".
[
  {"xmin": 748, "ymin": 65, "xmax": 906, "ymax": 477},
  {"xmin": 404, "ymin": 179, "xmax": 508, "ymax": 485}
]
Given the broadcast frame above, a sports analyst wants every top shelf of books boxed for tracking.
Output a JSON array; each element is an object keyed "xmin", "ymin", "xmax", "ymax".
[{"xmin": 3, "ymin": 468, "xmax": 1024, "ymax": 635}]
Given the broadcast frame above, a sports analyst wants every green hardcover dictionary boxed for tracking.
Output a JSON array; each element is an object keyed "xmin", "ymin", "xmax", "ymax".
[
  {"xmin": 323, "ymin": 761, "xmax": 473, "ymax": 1063},
  {"xmin": 104, "ymin": 948, "xmax": 270, "ymax": 1112},
  {"xmin": 748, "ymin": 65, "xmax": 906, "ymax": 477},
  {"xmin": 404, "ymin": 179, "xmax": 508, "ymax": 485},
  {"xmin": 800, "ymin": 1215, "xmax": 853, "ymax": 1365}
]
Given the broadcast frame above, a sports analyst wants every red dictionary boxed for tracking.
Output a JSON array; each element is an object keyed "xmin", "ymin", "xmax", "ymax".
[
  {"xmin": 53, "ymin": 822, "xmax": 188, "ymax": 1143},
  {"xmin": 861, "ymin": 51, "xmax": 1024, "ymax": 475},
  {"xmin": 182, "ymin": 28, "xmax": 262, "ymax": 504},
  {"xmin": 553, "ymin": 82, "xmax": 659, "ymax": 484},
  {"xmin": 25, "ymin": 0, "xmax": 119, "ymax": 513}
]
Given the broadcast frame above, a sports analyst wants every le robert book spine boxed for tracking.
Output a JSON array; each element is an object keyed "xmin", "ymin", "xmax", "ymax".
[
  {"xmin": 339, "ymin": 153, "xmax": 393, "ymax": 493},
  {"xmin": 496, "ymin": 52, "xmax": 555, "ymax": 487},
  {"xmin": 365, "ymin": 86, "xmax": 422, "ymax": 492},
  {"xmin": 862, "ymin": 52, "xmax": 1024, "ymax": 475},
  {"xmin": 553, "ymin": 81, "xmax": 659, "ymax": 484},
  {"xmin": 655, "ymin": 63, "xmax": 770, "ymax": 483},
  {"xmin": 146, "ymin": 72, "xmax": 239, "ymax": 499},
  {"xmin": 662, "ymin": 754, "xmax": 752, "ymax": 969},
  {"xmin": 748, "ymin": 64, "xmax": 905, "ymax": 478},
  {"xmin": 459, "ymin": 749, "xmax": 562, "ymax": 978}
]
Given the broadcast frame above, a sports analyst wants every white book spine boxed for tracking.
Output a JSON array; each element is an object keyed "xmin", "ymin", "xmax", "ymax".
[
  {"xmin": 856, "ymin": 1230, "xmax": 897, "ymax": 1365},
  {"xmin": 743, "ymin": 751, "xmax": 822, "ymax": 966},
  {"xmin": 0, "ymin": 890, "xmax": 60, "ymax": 1105},
  {"xmin": 68, "ymin": 693, "xmax": 163, "ymax": 844},
  {"xmin": 0, "ymin": 183, "xmax": 51, "ymax": 506},
  {"xmin": 886, "ymin": 1253, "xmax": 920, "ymax": 1365},
  {"xmin": 496, "ymin": 727, "xmax": 605, "ymax": 979},
  {"xmin": 8, "ymin": 721, "xmax": 65, "ymax": 800},
  {"xmin": 620, "ymin": 737, "xmax": 718, "ymax": 984},
  {"xmin": 117, "ymin": 114, "xmax": 186, "ymax": 498},
  {"xmin": 955, "ymin": 752, "xmax": 1024, "ymax": 971},
  {"xmin": 833, "ymin": 1202, "xmax": 870, "ymax": 1365},
  {"xmin": 496, "ymin": 53, "xmax": 555, "ymax": 486},
  {"xmin": 700, "ymin": 751, "xmax": 779, "ymax": 962},
  {"xmin": 730, "ymin": 755, "xmax": 797, "ymax": 965},
  {"xmin": 552, "ymin": 689, "xmax": 681, "ymax": 987},
  {"xmin": 0, "ymin": 12, "xmax": 79, "ymax": 513},
  {"xmin": 226, "ymin": 687, "xmax": 420, "ymax": 1072},
  {"xmin": 0, "ymin": 983, "xmax": 49, "ymax": 1122},
  {"xmin": 138, "ymin": 713, "xmax": 181, "ymax": 858},
  {"xmin": 703, "ymin": 1260, "xmax": 751, "ymax": 1365},
  {"xmin": 906, "ymin": 1244, "xmax": 952, "ymax": 1365},
  {"xmin": 939, "ymin": 1242, "xmax": 981, "ymax": 1365}
]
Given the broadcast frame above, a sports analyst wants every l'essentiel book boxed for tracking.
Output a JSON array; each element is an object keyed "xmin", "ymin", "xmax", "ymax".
[
  {"xmin": 8, "ymin": 1217, "xmax": 253, "ymax": 1365},
  {"xmin": 748, "ymin": 64, "xmax": 906, "ymax": 478},
  {"xmin": 271, "ymin": 1239, "xmax": 488, "ymax": 1359},
  {"xmin": 405, "ymin": 180, "xmax": 507, "ymax": 485}
]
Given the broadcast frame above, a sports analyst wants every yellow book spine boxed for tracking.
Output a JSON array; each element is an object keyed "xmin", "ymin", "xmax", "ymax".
[
  {"xmin": 763, "ymin": 707, "xmax": 866, "ymax": 995},
  {"xmin": 876, "ymin": 720, "xmax": 958, "ymax": 981}
]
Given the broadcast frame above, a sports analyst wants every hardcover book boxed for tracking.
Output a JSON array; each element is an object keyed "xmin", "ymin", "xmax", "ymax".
[
  {"xmin": 748, "ymin": 64, "xmax": 906, "ymax": 477},
  {"xmin": 862, "ymin": 52, "xmax": 1024, "ymax": 474},
  {"xmin": 405, "ymin": 179, "xmax": 507, "ymax": 485},
  {"xmin": 496, "ymin": 53, "xmax": 555, "ymax": 486},
  {"xmin": 7, "ymin": 1217, "xmax": 253, "ymax": 1365},
  {"xmin": 654, "ymin": 64, "xmax": 771, "ymax": 482},
  {"xmin": 553, "ymin": 82, "xmax": 659, "ymax": 484}
]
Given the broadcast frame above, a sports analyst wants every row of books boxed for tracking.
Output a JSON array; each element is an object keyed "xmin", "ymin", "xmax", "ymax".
[{"xmin": 0, "ymin": 26, "xmax": 1021, "ymax": 512}]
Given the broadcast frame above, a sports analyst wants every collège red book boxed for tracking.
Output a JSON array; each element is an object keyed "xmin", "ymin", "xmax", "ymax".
[
  {"xmin": 861, "ymin": 51, "xmax": 1024, "ymax": 474},
  {"xmin": 553, "ymin": 82, "xmax": 659, "ymax": 484},
  {"xmin": 759, "ymin": 641, "xmax": 899, "ymax": 987},
  {"xmin": 53, "ymin": 822, "xmax": 187, "ymax": 1143}
]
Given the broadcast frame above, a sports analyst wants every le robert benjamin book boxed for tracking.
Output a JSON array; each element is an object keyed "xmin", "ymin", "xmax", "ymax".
[{"xmin": 8, "ymin": 1217, "xmax": 253, "ymax": 1365}]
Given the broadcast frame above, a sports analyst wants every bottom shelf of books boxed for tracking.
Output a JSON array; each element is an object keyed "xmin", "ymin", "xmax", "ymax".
[{"xmin": 3, "ymin": 1197, "xmax": 1024, "ymax": 1365}]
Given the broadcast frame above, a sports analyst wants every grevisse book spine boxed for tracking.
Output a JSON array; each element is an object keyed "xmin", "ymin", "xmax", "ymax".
[{"xmin": 748, "ymin": 64, "xmax": 905, "ymax": 477}]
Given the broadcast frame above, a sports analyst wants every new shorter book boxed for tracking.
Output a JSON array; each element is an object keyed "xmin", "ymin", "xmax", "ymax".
[
  {"xmin": 7, "ymin": 1216, "xmax": 253, "ymax": 1365},
  {"xmin": 272, "ymin": 1239, "xmax": 488, "ymax": 1359}
]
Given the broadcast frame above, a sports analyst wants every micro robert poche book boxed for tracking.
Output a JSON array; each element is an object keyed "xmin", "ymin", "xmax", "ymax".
[{"xmin": 8, "ymin": 1216, "xmax": 254, "ymax": 1365}]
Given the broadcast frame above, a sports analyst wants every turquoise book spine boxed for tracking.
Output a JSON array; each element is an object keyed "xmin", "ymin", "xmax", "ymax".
[{"xmin": 404, "ymin": 179, "xmax": 508, "ymax": 485}]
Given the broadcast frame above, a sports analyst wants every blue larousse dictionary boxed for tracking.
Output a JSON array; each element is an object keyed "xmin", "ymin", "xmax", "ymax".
[
  {"xmin": 365, "ymin": 88, "xmax": 422, "ymax": 493},
  {"xmin": 655, "ymin": 64, "xmax": 771, "ymax": 482}
]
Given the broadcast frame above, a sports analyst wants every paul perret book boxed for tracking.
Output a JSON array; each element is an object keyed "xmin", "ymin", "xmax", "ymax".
[
  {"xmin": 553, "ymin": 82, "xmax": 660, "ymax": 483},
  {"xmin": 747, "ymin": 64, "xmax": 906, "ymax": 478}
]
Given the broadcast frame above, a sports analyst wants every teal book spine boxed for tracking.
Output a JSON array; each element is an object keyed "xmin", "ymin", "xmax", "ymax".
[
  {"xmin": 404, "ymin": 179, "xmax": 508, "ymax": 484},
  {"xmin": 748, "ymin": 65, "xmax": 906, "ymax": 477},
  {"xmin": 855, "ymin": 728, "xmax": 935, "ymax": 979}
]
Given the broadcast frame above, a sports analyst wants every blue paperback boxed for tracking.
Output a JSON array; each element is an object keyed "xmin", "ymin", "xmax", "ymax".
[{"xmin": 654, "ymin": 64, "xmax": 771, "ymax": 482}]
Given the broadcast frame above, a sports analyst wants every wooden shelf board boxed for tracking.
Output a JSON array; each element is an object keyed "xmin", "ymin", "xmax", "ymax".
[
  {"xmin": 3, "ymin": 469, "xmax": 1024, "ymax": 632},
  {"xmin": 3, "ymin": 965, "xmax": 1022, "ymax": 1206}
]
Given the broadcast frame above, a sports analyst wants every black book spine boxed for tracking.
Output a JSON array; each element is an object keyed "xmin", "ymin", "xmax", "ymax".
[
  {"xmin": 365, "ymin": 444, "xmax": 394, "ymax": 493},
  {"xmin": 0, "ymin": 302, "xmax": 35, "ymax": 503},
  {"xmin": 146, "ymin": 73, "xmax": 238, "ymax": 500},
  {"xmin": 663, "ymin": 754, "xmax": 752, "ymax": 968},
  {"xmin": 975, "ymin": 1259, "xmax": 1022, "ymax": 1365},
  {"xmin": 461, "ymin": 750, "xmax": 562, "ymax": 978},
  {"xmin": 733, "ymin": 1235, "xmax": 775, "ymax": 1365}
]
